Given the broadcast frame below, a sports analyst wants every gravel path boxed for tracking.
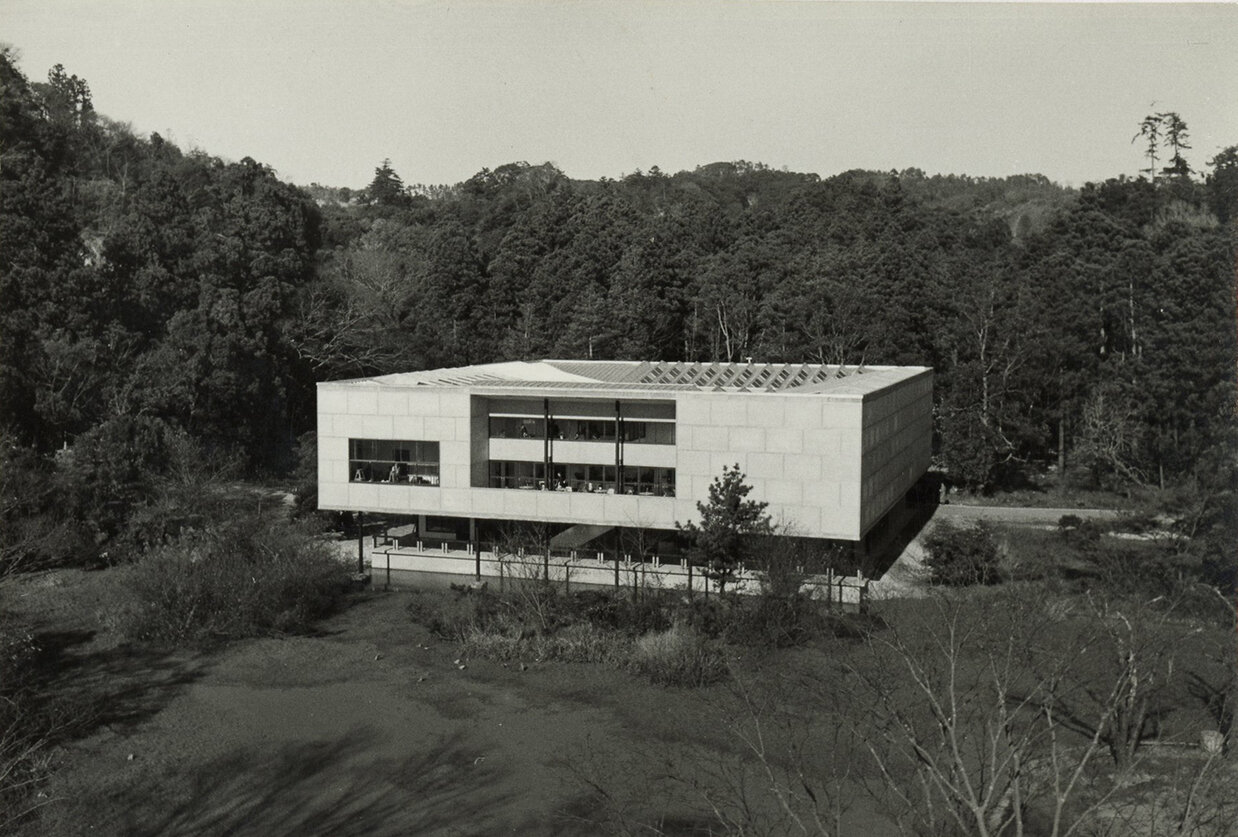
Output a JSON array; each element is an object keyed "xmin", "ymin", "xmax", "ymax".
[{"xmin": 934, "ymin": 504, "xmax": 1123, "ymax": 525}]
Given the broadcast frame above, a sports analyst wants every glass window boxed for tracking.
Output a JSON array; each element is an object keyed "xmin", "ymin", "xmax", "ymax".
[
  {"xmin": 489, "ymin": 415, "xmax": 674, "ymax": 444},
  {"xmin": 583, "ymin": 420, "xmax": 616, "ymax": 441},
  {"xmin": 488, "ymin": 416, "xmax": 546, "ymax": 439},
  {"xmin": 651, "ymin": 423, "xmax": 675, "ymax": 445},
  {"xmin": 349, "ymin": 439, "xmax": 440, "ymax": 486},
  {"xmin": 621, "ymin": 421, "xmax": 674, "ymax": 445},
  {"xmin": 486, "ymin": 460, "xmax": 673, "ymax": 496},
  {"xmin": 620, "ymin": 465, "xmax": 674, "ymax": 496}
]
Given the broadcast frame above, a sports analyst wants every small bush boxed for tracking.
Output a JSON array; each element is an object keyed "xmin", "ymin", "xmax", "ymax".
[
  {"xmin": 922, "ymin": 521, "xmax": 1001, "ymax": 586},
  {"xmin": 1057, "ymin": 514, "xmax": 1103, "ymax": 544},
  {"xmin": 631, "ymin": 625, "xmax": 727, "ymax": 687},
  {"xmin": 677, "ymin": 597, "xmax": 733, "ymax": 640},
  {"xmin": 108, "ymin": 515, "xmax": 351, "ymax": 644},
  {"xmin": 408, "ymin": 587, "xmax": 501, "ymax": 641}
]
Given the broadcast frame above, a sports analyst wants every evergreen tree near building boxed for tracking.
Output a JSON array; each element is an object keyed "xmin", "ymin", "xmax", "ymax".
[{"xmin": 678, "ymin": 465, "xmax": 773, "ymax": 593}]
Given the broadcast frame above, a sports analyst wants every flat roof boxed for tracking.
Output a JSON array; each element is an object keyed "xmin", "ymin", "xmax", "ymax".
[{"xmin": 321, "ymin": 360, "xmax": 930, "ymax": 398}]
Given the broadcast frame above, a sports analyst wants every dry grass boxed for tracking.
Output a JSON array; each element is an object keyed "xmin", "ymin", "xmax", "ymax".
[
  {"xmin": 460, "ymin": 622, "xmax": 632, "ymax": 665},
  {"xmin": 631, "ymin": 624, "xmax": 728, "ymax": 687}
]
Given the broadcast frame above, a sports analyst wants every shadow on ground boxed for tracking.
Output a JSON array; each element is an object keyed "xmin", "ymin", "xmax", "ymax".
[
  {"xmin": 120, "ymin": 728, "xmax": 515, "ymax": 837},
  {"xmin": 27, "ymin": 629, "xmax": 207, "ymax": 743},
  {"xmin": 866, "ymin": 499, "xmax": 938, "ymax": 581}
]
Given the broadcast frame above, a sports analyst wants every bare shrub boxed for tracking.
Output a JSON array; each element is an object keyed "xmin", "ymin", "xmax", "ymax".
[
  {"xmin": 631, "ymin": 625, "xmax": 727, "ymax": 687},
  {"xmin": 491, "ymin": 523, "xmax": 563, "ymax": 634},
  {"xmin": 107, "ymin": 515, "xmax": 351, "ymax": 644}
]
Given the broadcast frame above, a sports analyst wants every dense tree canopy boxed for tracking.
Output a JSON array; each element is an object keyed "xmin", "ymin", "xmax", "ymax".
[{"xmin": 1, "ymin": 51, "xmax": 1234, "ymax": 504}]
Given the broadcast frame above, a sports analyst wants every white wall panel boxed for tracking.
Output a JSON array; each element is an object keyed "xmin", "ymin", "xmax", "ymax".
[
  {"xmin": 746, "ymin": 397, "xmax": 784, "ymax": 426},
  {"xmin": 318, "ymin": 388, "xmax": 348, "ymax": 415},
  {"xmin": 677, "ymin": 399, "xmax": 710, "ymax": 425},
  {"xmin": 783, "ymin": 399, "xmax": 822, "ymax": 428},
  {"xmin": 377, "ymin": 390, "xmax": 408, "ymax": 415},
  {"xmin": 766, "ymin": 428, "xmax": 802, "ymax": 454},
  {"xmin": 318, "ymin": 483, "xmax": 348, "ymax": 508},
  {"xmin": 622, "ymin": 445, "xmax": 676, "ymax": 468},
  {"xmin": 675, "ymin": 449, "xmax": 710, "ymax": 477},
  {"xmin": 358, "ymin": 415, "xmax": 394, "ymax": 437},
  {"xmin": 407, "ymin": 391, "xmax": 442, "ymax": 416},
  {"xmin": 782, "ymin": 453, "xmax": 822, "ymax": 482},
  {"xmin": 728, "ymin": 426, "xmax": 765, "ymax": 451},
  {"xmin": 746, "ymin": 451, "xmax": 784, "ymax": 480},
  {"xmin": 708, "ymin": 399, "xmax": 749, "ymax": 427},
  {"xmin": 688, "ymin": 425, "xmax": 728, "ymax": 451},
  {"xmin": 346, "ymin": 389, "xmax": 378, "ymax": 415},
  {"xmin": 390, "ymin": 416, "xmax": 426, "ymax": 439},
  {"xmin": 423, "ymin": 415, "xmax": 457, "ymax": 440},
  {"xmin": 762, "ymin": 479, "xmax": 802, "ymax": 506}
]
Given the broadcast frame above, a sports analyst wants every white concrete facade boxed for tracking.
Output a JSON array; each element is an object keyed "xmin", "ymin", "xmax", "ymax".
[{"xmin": 317, "ymin": 361, "xmax": 932, "ymax": 542}]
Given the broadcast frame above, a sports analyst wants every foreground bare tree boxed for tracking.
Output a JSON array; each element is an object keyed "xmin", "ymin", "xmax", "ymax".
[
  {"xmin": 566, "ymin": 586, "xmax": 1235, "ymax": 837},
  {"xmin": 490, "ymin": 521, "xmax": 562, "ymax": 633},
  {"xmin": 840, "ymin": 596, "xmax": 1107, "ymax": 836},
  {"xmin": 836, "ymin": 591, "xmax": 1237, "ymax": 837}
]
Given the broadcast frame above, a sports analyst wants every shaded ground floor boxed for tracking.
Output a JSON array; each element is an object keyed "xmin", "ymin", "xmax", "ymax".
[
  {"xmin": 344, "ymin": 480, "xmax": 929, "ymax": 584},
  {"xmin": 334, "ymin": 502, "xmax": 924, "ymax": 607}
]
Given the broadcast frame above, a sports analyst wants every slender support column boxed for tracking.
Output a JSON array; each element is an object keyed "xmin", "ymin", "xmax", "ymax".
[
  {"xmin": 356, "ymin": 511, "xmax": 365, "ymax": 575},
  {"xmin": 471, "ymin": 517, "xmax": 480, "ymax": 580},
  {"xmin": 614, "ymin": 400, "xmax": 623, "ymax": 494},
  {"xmin": 543, "ymin": 397, "xmax": 552, "ymax": 488}
]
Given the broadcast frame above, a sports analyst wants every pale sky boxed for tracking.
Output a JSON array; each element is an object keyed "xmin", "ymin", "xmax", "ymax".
[{"xmin": 4, "ymin": 1, "xmax": 1236, "ymax": 189}]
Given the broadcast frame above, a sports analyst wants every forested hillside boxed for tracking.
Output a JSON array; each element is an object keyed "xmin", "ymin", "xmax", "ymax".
[{"xmin": 2, "ymin": 53, "xmax": 1235, "ymax": 557}]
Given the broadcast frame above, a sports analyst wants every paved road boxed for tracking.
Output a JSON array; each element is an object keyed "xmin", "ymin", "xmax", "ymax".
[{"xmin": 934, "ymin": 503, "xmax": 1123, "ymax": 525}]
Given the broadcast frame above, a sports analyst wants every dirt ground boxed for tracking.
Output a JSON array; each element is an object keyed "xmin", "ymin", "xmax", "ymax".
[{"xmin": 6, "ymin": 572, "xmax": 895, "ymax": 837}]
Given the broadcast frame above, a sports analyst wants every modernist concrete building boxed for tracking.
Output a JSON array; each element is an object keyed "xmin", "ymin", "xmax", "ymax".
[{"xmin": 317, "ymin": 360, "xmax": 933, "ymax": 567}]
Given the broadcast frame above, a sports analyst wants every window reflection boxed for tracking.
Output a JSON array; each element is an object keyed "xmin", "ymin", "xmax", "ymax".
[
  {"xmin": 349, "ymin": 439, "xmax": 440, "ymax": 486},
  {"xmin": 488, "ymin": 416, "xmax": 673, "ymax": 444},
  {"xmin": 487, "ymin": 460, "xmax": 674, "ymax": 496}
]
